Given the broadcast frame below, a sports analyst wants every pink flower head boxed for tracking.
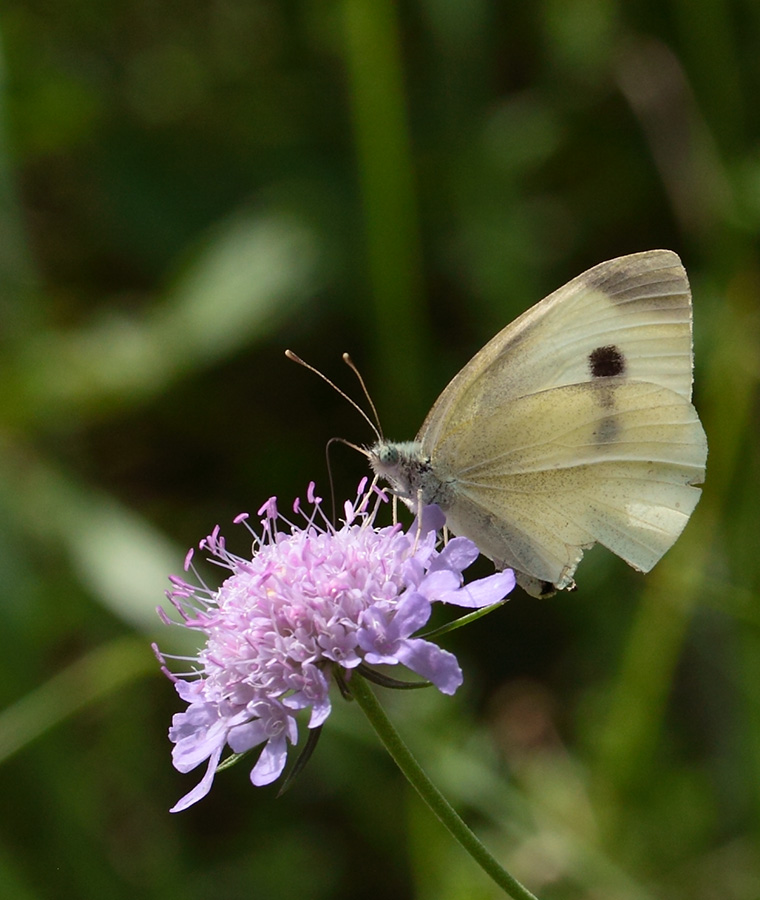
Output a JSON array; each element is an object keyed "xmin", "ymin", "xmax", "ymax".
[{"xmin": 155, "ymin": 480, "xmax": 515, "ymax": 811}]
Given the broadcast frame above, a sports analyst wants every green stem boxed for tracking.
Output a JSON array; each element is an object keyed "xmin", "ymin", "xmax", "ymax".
[{"xmin": 350, "ymin": 674, "xmax": 540, "ymax": 900}]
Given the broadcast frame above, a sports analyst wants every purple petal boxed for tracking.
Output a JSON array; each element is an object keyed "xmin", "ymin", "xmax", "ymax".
[
  {"xmin": 168, "ymin": 702, "xmax": 214, "ymax": 744},
  {"xmin": 416, "ymin": 568, "xmax": 460, "ymax": 599},
  {"xmin": 431, "ymin": 536, "xmax": 479, "ymax": 573},
  {"xmin": 170, "ymin": 745, "xmax": 223, "ymax": 813},
  {"xmin": 251, "ymin": 735, "xmax": 289, "ymax": 785},
  {"xmin": 308, "ymin": 695, "xmax": 332, "ymax": 728},
  {"xmin": 440, "ymin": 570, "xmax": 516, "ymax": 608},
  {"xmin": 356, "ymin": 606, "xmax": 389, "ymax": 651},
  {"xmin": 174, "ymin": 679, "xmax": 205, "ymax": 703},
  {"xmin": 171, "ymin": 713, "xmax": 228, "ymax": 773},
  {"xmin": 227, "ymin": 719, "xmax": 268, "ymax": 753},
  {"xmin": 391, "ymin": 592, "xmax": 432, "ymax": 638},
  {"xmin": 362, "ymin": 650, "xmax": 400, "ymax": 666},
  {"xmin": 411, "ymin": 504, "xmax": 446, "ymax": 537},
  {"xmin": 394, "ymin": 638, "xmax": 463, "ymax": 695}
]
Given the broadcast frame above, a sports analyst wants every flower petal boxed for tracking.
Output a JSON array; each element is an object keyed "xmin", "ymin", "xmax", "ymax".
[
  {"xmin": 391, "ymin": 592, "xmax": 432, "ymax": 638},
  {"xmin": 227, "ymin": 719, "xmax": 268, "ymax": 754},
  {"xmin": 431, "ymin": 536, "xmax": 479, "ymax": 572},
  {"xmin": 251, "ymin": 735, "xmax": 290, "ymax": 786},
  {"xmin": 170, "ymin": 744, "xmax": 223, "ymax": 813},
  {"xmin": 170, "ymin": 708, "xmax": 228, "ymax": 773},
  {"xmin": 308, "ymin": 695, "xmax": 332, "ymax": 728},
  {"xmin": 394, "ymin": 638, "xmax": 463, "ymax": 695},
  {"xmin": 411, "ymin": 504, "xmax": 446, "ymax": 536},
  {"xmin": 440, "ymin": 570, "xmax": 516, "ymax": 608}
]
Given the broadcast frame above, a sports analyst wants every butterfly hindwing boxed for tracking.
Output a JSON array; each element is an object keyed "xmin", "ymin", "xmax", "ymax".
[{"xmin": 429, "ymin": 379, "xmax": 706, "ymax": 593}]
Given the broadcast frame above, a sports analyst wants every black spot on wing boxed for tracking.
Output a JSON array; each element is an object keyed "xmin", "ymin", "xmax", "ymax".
[{"xmin": 589, "ymin": 345, "xmax": 626, "ymax": 378}]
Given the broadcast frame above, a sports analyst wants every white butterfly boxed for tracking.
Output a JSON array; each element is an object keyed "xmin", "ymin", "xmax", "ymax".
[{"xmin": 369, "ymin": 250, "xmax": 708, "ymax": 597}]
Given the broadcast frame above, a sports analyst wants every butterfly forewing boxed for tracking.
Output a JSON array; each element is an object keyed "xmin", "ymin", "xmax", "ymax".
[{"xmin": 418, "ymin": 250, "xmax": 695, "ymax": 452}]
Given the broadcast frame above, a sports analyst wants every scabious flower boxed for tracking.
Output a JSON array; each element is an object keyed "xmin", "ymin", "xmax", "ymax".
[{"xmin": 155, "ymin": 479, "xmax": 515, "ymax": 812}]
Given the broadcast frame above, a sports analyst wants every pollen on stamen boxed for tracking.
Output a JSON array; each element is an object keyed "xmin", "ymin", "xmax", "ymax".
[{"xmin": 258, "ymin": 497, "xmax": 278, "ymax": 519}]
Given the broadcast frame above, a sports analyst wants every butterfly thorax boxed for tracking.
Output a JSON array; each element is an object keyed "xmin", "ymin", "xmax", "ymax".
[{"xmin": 369, "ymin": 440, "xmax": 456, "ymax": 510}]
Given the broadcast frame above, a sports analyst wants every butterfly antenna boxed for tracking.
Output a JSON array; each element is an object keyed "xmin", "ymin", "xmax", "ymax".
[
  {"xmin": 285, "ymin": 350, "xmax": 381, "ymax": 442},
  {"xmin": 342, "ymin": 353, "xmax": 384, "ymax": 439},
  {"xmin": 325, "ymin": 436, "xmax": 372, "ymax": 522}
]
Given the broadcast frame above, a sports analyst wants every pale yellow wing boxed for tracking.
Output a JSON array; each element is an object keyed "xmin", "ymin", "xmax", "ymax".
[
  {"xmin": 431, "ymin": 379, "xmax": 707, "ymax": 593},
  {"xmin": 419, "ymin": 250, "xmax": 694, "ymax": 451}
]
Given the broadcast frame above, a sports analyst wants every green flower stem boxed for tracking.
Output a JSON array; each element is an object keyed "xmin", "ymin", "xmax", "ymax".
[{"xmin": 350, "ymin": 674, "xmax": 540, "ymax": 900}]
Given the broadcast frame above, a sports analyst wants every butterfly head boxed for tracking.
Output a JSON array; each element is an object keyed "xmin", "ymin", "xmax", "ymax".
[
  {"xmin": 369, "ymin": 439, "xmax": 455, "ymax": 512},
  {"xmin": 369, "ymin": 440, "xmax": 423, "ymax": 495}
]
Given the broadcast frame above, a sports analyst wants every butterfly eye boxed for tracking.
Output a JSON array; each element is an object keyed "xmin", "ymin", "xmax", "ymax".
[{"xmin": 379, "ymin": 445, "xmax": 399, "ymax": 465}]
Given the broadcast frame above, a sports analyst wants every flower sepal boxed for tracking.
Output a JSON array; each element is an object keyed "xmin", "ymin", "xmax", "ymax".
[
  {"xmin": 353, "ymin": 661, "xmax": 433, "ymax": 690},
  {"xmin": 276, "ymin": 724, "xmax": 324, "ymax": 796},
  {"xmin": 215, "ymin": 749, "xmax": 252, "ymax": 773},
  {"xmin": 422, "ymin": 596, "xmax": 512, "ymax": 641}
]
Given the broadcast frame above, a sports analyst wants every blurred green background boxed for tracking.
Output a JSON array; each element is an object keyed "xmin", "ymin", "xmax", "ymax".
[{"xmin": 0, "ymin": 1, "xmax": 758, "ymax": 898}]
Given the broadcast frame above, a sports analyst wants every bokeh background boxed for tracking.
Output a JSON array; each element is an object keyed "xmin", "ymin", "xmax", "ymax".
[{"xmin": 1, "ymin": 1, "xmax": 758, "ymax": 898}]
